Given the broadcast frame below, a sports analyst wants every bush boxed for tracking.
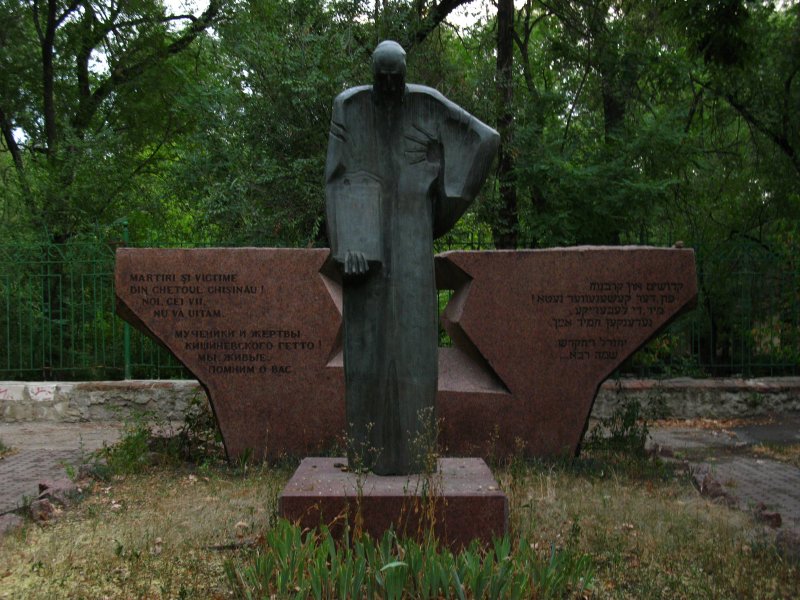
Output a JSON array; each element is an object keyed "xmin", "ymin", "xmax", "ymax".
[{"xmin": 97, "ymin": 415, "xmax": 154, "ymax": 475}]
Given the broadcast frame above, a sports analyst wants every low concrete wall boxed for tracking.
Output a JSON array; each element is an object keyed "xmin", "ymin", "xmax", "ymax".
[
  {"xmin": 2, "ymin": 378, "xmax": 799, "ymax": 423},
  {"xmin": 0, "ymin": 381, "xmax": 200, "ymax": 422},
  {"xmin": 592, "ymin": 377, "xmax": 800, "ymax": 419}
]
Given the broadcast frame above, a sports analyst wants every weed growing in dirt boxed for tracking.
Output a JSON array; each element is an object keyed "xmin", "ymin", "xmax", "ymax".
[
  {"xmin": 96, "ymin": 412, "xmax": 158, "ymax": 475},
  {"xmin": 585, "ymin": 397, "xmax": 650, "ymax": 456},
  {"xmin": 752, "ymin": 442, "xmax": 800, "ymax": 468},
  {"xmin": 96, "ymin": 395, "xmax": 226, "ymax": 476},
  {"xmin": 175, "ymin": 392, "xmax": 225, "ymax": 463}
]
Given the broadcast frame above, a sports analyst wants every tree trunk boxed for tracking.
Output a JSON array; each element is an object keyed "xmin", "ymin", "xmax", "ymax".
[{"xmin": 493, "ymin": 0, "xmax": 518, "ymax": 249}]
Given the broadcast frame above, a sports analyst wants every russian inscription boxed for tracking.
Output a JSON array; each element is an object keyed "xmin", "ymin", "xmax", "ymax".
[
  {"xmin": 123, "ymin": 269, "xmax": 319, "ymax": 377},
  {"xmin": 115, "ymin": 247, "xmax": 345, "ymax": 462}
]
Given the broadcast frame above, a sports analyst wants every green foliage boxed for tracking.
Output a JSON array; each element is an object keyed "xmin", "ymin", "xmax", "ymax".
[
  {"xmin": 2, "ymin": 0, "xmax": 798, "ymax": 378},
  {"xmin": 97, "ymin": 414, "xmax": 155, "ymax": 475},
  {"xmin": 169, "ymin": 0, "xmax": 370, "ymax": 247},
  {"xmin": 96, "ymin": 396, "xmax": 227, "ymax": 476},
  {"xmin": 225, "ymin": 519, "xmax": 594, "ymax": 599},
  {"xmin": 0, "ymin": 0, "xmax": 223, "ymax": 244},
  {"xmin": 626, "ymin": 330, "xmax": 705, "ymax": 378},
  {"xmin": 176, "ymin": 393, "xmax": 226, "ymax": 464},
  {"xmin": 585, "ymin": 398, "xmax": 650, "ymax": 457},
  {"xmin": 0, "ymin": 239, "xmax": 124, "ymax": 380}
]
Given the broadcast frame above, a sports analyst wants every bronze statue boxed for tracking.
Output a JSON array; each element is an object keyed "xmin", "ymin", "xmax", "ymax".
[{"xmin": 326, "ymin": 40, "xmax": 499, "ymax": 475}]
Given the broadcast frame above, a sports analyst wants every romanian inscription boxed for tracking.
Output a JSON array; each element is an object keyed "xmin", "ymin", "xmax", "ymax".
[
  {"xmin": 129, "ymin": 272, "xmax": 259, "ymax": 319},
  {"xmin": 534, "ymin": 280, "xmax": 684, "ymax": 362},
  {"xmin": 126, "ymin": 272, "xmax": 317, "ymax": 376}
]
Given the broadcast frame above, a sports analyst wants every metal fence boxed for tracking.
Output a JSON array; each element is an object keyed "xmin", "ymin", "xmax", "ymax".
[
  {"xmin": 0, "ymin": 240, "xmax": 188, "ymax": 380},
  {"xmin": 1, "ymin": 238, "xmax": 798, "ymax": 380}
]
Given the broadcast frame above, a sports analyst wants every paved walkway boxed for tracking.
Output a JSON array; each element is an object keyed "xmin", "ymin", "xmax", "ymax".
[
  {"xmin": 0, "ymin": 422, "xmax": 122, "ymax": 514},
  {"xmin": 649, "ymin": 412, "xmax": 800, "ymax": 534},
  {"xmin": 1, "ymin": 417, "xmax": 799, "ymax": 537}
]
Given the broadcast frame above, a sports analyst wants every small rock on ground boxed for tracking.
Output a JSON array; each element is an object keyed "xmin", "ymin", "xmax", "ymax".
[
  {"xmin": 29, "ymin": 498, "xmax": 58, "ymax": 523},
  {"xmin": 37, "ymin": 478, "xmax": 79, "ymax": 507}
]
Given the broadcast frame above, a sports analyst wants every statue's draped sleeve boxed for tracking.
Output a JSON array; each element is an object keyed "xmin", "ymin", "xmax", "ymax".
[
  {"xmin": 325, "ymin": 94, "xmax": 348, "ymax": 262},
  {"xmin": 325, "ymin": 89, "xmax": 383, "ymax": 264},
  {"xmin": 432, "ymin": 97, "xmax": 500, "ymax": 238}
]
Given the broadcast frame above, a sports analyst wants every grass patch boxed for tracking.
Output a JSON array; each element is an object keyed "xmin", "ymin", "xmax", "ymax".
[
  {"xmin": 1, "ymin": 420, "xmax": 797, "ymax": 598},
  {"xmin": 2, "ymin": 455, "xmax": 797, "ymax": 598},
  {"xmin": 0, "ymin": 465, "xmax": 290, "ymax": 598},
  {"xmin": 584, "ymin": 398, "xmax": 650, "ymax": 457},
  {"xmin": 752, "ymin": 443, "xmax": 800, "ymax": 468},
  {"xmin": 95, "ymin": 398, "xmax": 227, "ymax": 478},
  {"xmin": 498, "ymin": 451, "xmax": 799, "ymax": 598}
]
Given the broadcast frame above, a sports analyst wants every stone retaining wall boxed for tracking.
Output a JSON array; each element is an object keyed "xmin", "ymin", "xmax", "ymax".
[
  {"xmin": 592, "ymin": 377, "xmax": 800, "ymax": 419},
  {"xmin": 1, "ymin": 378, "xmax": 799, "ymax": 423},
  {"xmin": 0, "ymin": 381, "xmax": 200, "ymax": 422}
]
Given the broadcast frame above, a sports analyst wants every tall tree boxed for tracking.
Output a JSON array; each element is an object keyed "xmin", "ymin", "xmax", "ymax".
[{"xmin": 0, "ymin": 0, "xmax": 223, "ymax": 241}]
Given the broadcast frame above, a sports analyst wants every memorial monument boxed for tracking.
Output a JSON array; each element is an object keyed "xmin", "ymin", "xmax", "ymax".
[
  {"xmin": 115, "ymin": 45, "xmax": 698, "ymax": 523},
  {"xmin": 324, "ymin": 40, "xmax": 500, "ymax": 475},
  {"xmin": 115, "ymin": 246, "xmax": 697, "ymax": 463},
  {"xmin": 115, "ymin": 37, "xmax": 697, "ymax": 541}
]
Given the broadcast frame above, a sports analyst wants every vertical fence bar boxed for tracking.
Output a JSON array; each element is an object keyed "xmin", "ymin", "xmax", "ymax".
[{"xmin": 122, "ymin": 221, "xmax": 132, "ymax": 380}]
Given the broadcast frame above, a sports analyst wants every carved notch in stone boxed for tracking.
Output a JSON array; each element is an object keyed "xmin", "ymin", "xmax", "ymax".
[
  {"xmin": 115, "ymin": 248, "xmax": 345, "ymax": 461},
  {"xmin": 434, "ymin": 247, "xmax": 698, "ymax": 459}
]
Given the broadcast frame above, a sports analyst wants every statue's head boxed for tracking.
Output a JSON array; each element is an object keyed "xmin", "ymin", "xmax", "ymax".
[{"xmin": 372, "ymin": 40, "xmax": 406, "ymax": 100}]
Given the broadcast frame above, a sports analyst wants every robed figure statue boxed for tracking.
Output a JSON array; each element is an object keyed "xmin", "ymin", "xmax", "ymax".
[{"xmin": 326, "ymin": 41, "xmax": 499, "ymax": 475}]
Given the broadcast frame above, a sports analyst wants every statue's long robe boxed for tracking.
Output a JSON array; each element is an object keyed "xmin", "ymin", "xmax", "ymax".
[{"xmin": 325, "ymin": 84, "xmax": 499, "ymax": 474}]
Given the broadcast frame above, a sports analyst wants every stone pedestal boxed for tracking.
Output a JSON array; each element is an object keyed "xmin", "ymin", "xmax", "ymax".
[{"xmin": 279, "ymin": 457, "xmax": 507, "ymax": 549}]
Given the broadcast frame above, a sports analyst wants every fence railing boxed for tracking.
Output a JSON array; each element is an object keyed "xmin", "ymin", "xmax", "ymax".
[
  {"xmin": 0, "ymin": 241, "xmax": 188, "ymax": 380},
  {"xmin": 1, "ymin": 238, "xmax": 797, "ymax": 380}
]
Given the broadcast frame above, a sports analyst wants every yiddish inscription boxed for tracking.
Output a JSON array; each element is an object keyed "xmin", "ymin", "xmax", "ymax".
[{"xmin": 535, "ymin": 279, "xmax": 686, "ymax": 361}]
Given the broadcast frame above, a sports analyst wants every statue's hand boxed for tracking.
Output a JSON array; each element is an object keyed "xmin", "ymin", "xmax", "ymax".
[{"xmin": 344, "ymin": 250, "xmax": 369, "ymax": 277}]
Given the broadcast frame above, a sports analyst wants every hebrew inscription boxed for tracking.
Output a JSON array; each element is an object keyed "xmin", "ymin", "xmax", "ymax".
[{"xmin": 436, "ymin": 247, "xmax": 697, "ymax": 459}]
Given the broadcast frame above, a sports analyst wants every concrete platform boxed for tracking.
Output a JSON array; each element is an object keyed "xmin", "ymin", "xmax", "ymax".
[{"xmin": 279, "ymin": 457, "xmax": 507, "ymax": 549}]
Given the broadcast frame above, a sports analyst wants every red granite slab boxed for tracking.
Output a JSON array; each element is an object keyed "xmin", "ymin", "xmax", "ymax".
[
  {"xmin": 278, "ymin": 457, "xmax": 508, "ymax": 549},
  {"xmin": 115, "ymin": 246, "xmax": 696, "ymax": 463},
  {"xmin": 115, "ymin": 248, "xmax": 344, "ymax": 461},
  {"xmin": 435, "ymin": 247, "xmax": 697, "ymax": 458}
]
